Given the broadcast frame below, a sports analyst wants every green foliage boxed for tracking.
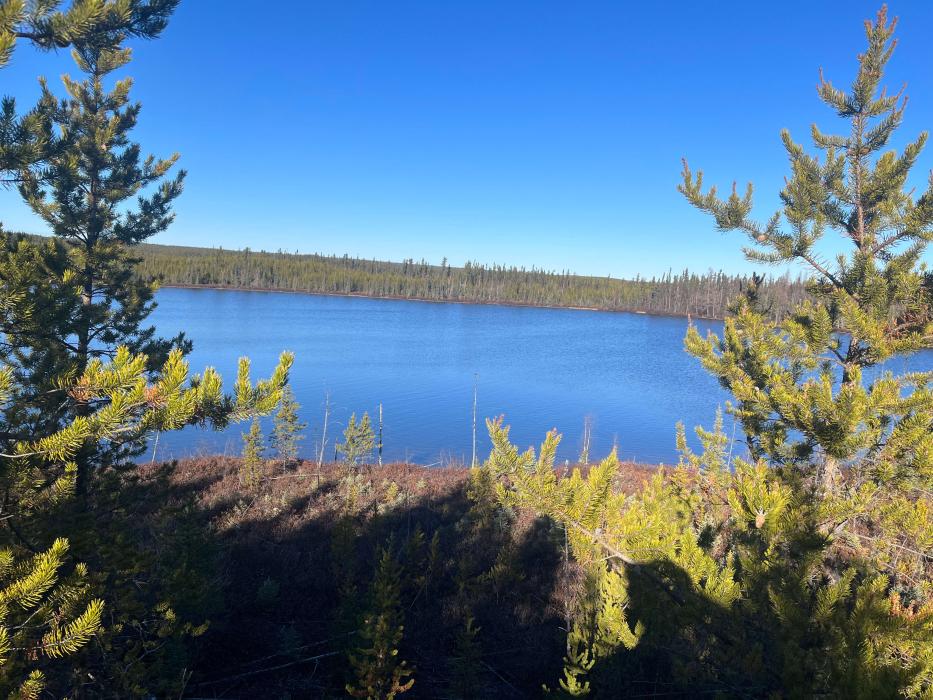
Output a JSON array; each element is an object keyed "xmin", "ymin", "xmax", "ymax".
[
  {"xmin": 0, "ymin": 25, "xmax": 295, "ymax": 690},
  {"xmin": 0, "ymin": 1, "xmax": 179, "ymax": 213},
  {"xmin": 680, "ymin": 4, "xmax": 932, "ymax": 599},
  {"xmin": 68, "ymin": 466, "xmax": 216, "ymax": 696},
  {"xmin": 0, "ymin": 349, "xmax": 262, "ymax": 694},
  {"xmin": 134, "ymin": 240, "xmax": 811, "ymax": 320},
  {"xmin": 256, "ymin": 576, "xmax": 280, "ymax": 608},
  {"xmin": 1, "ymin": 1, "xmax": 930, "ymax": 696},
  {"xmin": 2, "ymin": 37, "xmax": 192, "ymax": 497},
  {"xmin": 7, "ymin": 346, "xmax": 291, "ymax": 492},
  {"xmin": 0, "ymin": 538, "xmax": 102, "ymax": 696},
  {"xmin": 0, "ymin": 342, "xmax": 291, "ymax": 692},
  {"xmin": 552, "ymin": 633, "xmax": 594, "ymax": 697},
  {"xmin": 485, "ymin": 8, "xmax": 933, "ymax": 697},
  {"xmin": 448, "ymin": 615, "xmax": 483, "ymax": 699},
  {"xmin": 241, "ymin": 417, "xmax": 265, "ymax": 490},
  {"xmin": 339, "ymin": 412, "xmax": 376, "ymax": 469},
  {"xmin": 487, "ymin": 414, "xmax": 933, "ymax": 696},
  {"xmin": 0, "ymin": 343, "xmax": 291, "ymax": 526},
  {"xmin": 0, "ymin": 2, "xmax": 295, "ymax": 694},
  {"xmin": 346, "ymin": 546, "xmax": 415, "ymax": 699},
  {"xmin": 270, "ymin": 384, "xmax": 306, "ymax": 469},
  {"xmin": 0, "ymin": 0, "xmax": 179, "ymax": 69}
]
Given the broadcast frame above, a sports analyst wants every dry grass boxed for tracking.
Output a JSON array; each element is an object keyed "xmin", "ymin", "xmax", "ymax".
[{"xmin": 129, "ymin": 455, "xmax": 652, "ymax": 697}]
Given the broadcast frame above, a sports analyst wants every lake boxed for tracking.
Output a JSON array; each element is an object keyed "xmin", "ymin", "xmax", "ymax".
[{"xmin": 146, "ymin": 287, "xmax": 931, "ymax": 466}]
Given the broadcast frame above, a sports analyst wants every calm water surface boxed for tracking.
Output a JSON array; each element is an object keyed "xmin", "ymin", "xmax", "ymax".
[{"xmin": 147, "ymin": 288, "xmax": 932, "ymax": 465}]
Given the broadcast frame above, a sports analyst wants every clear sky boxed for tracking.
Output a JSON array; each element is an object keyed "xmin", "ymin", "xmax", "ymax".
[{"xmin": 1, "ymin": 1, "xmax": 932, "ymax": 278}]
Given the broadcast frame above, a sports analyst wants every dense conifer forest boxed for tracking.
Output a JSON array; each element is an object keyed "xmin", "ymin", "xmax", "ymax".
[{"xmin": 134, "ymin": 241, "xmax": 811, "ymax": 319}]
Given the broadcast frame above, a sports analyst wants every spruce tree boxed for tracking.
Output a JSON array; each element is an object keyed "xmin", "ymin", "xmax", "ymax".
[
  {"xmin": 338, "ymin": 412, "xmax": 375, "ymax": 470},
  {"xmin": 346, "ymin": 547, "xmax": 415, "ymax": 699},
  {"xmin": 241, "ymin": 416, "xmax": 265, "ymax": 490},
  {"xmin": 270, "ymin": 384, "xmax": 306, "ymax": 470},
  {"xmin": 448, "ymin": 615, "xmax": 483, "ymax": 699}
]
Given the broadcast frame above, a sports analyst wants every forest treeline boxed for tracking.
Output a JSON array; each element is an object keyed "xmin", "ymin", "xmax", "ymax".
[{"xmin": 134, "ymin": 242, "xmax": 811, "ymax": 319}]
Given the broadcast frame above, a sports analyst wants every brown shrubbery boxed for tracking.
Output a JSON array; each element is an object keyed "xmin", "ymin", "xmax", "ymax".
[{"xmin": 111, "ymin": 455, "xmax": 650, "ymax": 696}]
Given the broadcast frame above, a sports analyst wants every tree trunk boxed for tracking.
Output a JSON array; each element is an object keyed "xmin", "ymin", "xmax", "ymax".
[{"xmin": 75, "ymin": 254, "xmax": 94, "ymax": 503}]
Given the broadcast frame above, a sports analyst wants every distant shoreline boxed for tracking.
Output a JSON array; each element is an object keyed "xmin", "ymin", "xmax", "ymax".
[{"xmin": 158, "ymin": 282, "xmax": 725, "ymax": 322}]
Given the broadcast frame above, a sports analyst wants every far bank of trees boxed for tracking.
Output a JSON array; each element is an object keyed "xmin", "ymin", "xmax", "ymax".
[{"xmin": 134, "ymin": 242, "xmax": 811, "ymax": 320}]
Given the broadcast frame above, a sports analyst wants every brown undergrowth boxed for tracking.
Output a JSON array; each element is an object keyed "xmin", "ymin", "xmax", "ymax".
[{"xmin": 118, "ymin": 457, "xmax": 652, "ymax": 697}]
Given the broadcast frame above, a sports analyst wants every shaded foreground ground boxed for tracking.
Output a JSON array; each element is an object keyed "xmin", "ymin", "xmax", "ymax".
[{"xmin": 132, "ymin": 456, "xmax": 651, "ymax": 697}]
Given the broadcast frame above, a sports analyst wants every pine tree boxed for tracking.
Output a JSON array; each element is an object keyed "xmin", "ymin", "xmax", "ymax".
[
  {"xmin": 0, "ymin": 344, "xmax": 291, "ymax": 693},
  {"xmin": 0, "ymin": 538, "xmax": 103, "ymax": 696},
  {"xmin": 0, "ymin": 1, "xmax": 179, "ymax": 185},
  {"xmin": 9, "ymin": 42, "xmax": 189, "ymax": 498},
  {"xmin": 0, "ymin": 365, "xmax": 104, "ymax": 696},
  {"xmin": 673, "ymin": 8, "xmax": 933, "ymax": 691},
  {"xmin": 0, "ymin": 0, "xmax": 293, "ymax": 504},
  {"xmin": 241, "ymin": 416, "xmax": 265, "ymax": 490},
  {"xmin": 346, "ymin": 547, "xmax": 415, "ymax": 700},
  {"xmin": 270, "ymin": 384, "xmax": 306, "ymax": 470},
  {"xmin": 338, "ymin": 412, "xmax": 376, "ymax": 470},
  {"xmin": 484, "ymin": 8, "xmax": 933, "ymax": 698},
  {"xmin": 0, "ymin": 4, "xmax": 296, "ymax": 694},
  {"xmin": 448, "ymin": 615, "xmax": 483, "ymax": 699},
  {"xmin": 0, "ymin": 1, "xmax": 179, "ymax": 69},
  {"xmin": 679, "ymin": 4, "xmax": 932, "ymax": 601}
]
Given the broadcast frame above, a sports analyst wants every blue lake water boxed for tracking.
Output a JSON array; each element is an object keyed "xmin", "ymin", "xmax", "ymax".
[{"xmin": 147, "ymin": 287, "xmax": 932, "ymax": 466}]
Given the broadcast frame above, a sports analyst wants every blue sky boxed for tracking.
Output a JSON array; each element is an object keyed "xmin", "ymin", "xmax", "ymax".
[{"xmin": 1, "ymin": 1, "xmax": 932, "ymax": 278}]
